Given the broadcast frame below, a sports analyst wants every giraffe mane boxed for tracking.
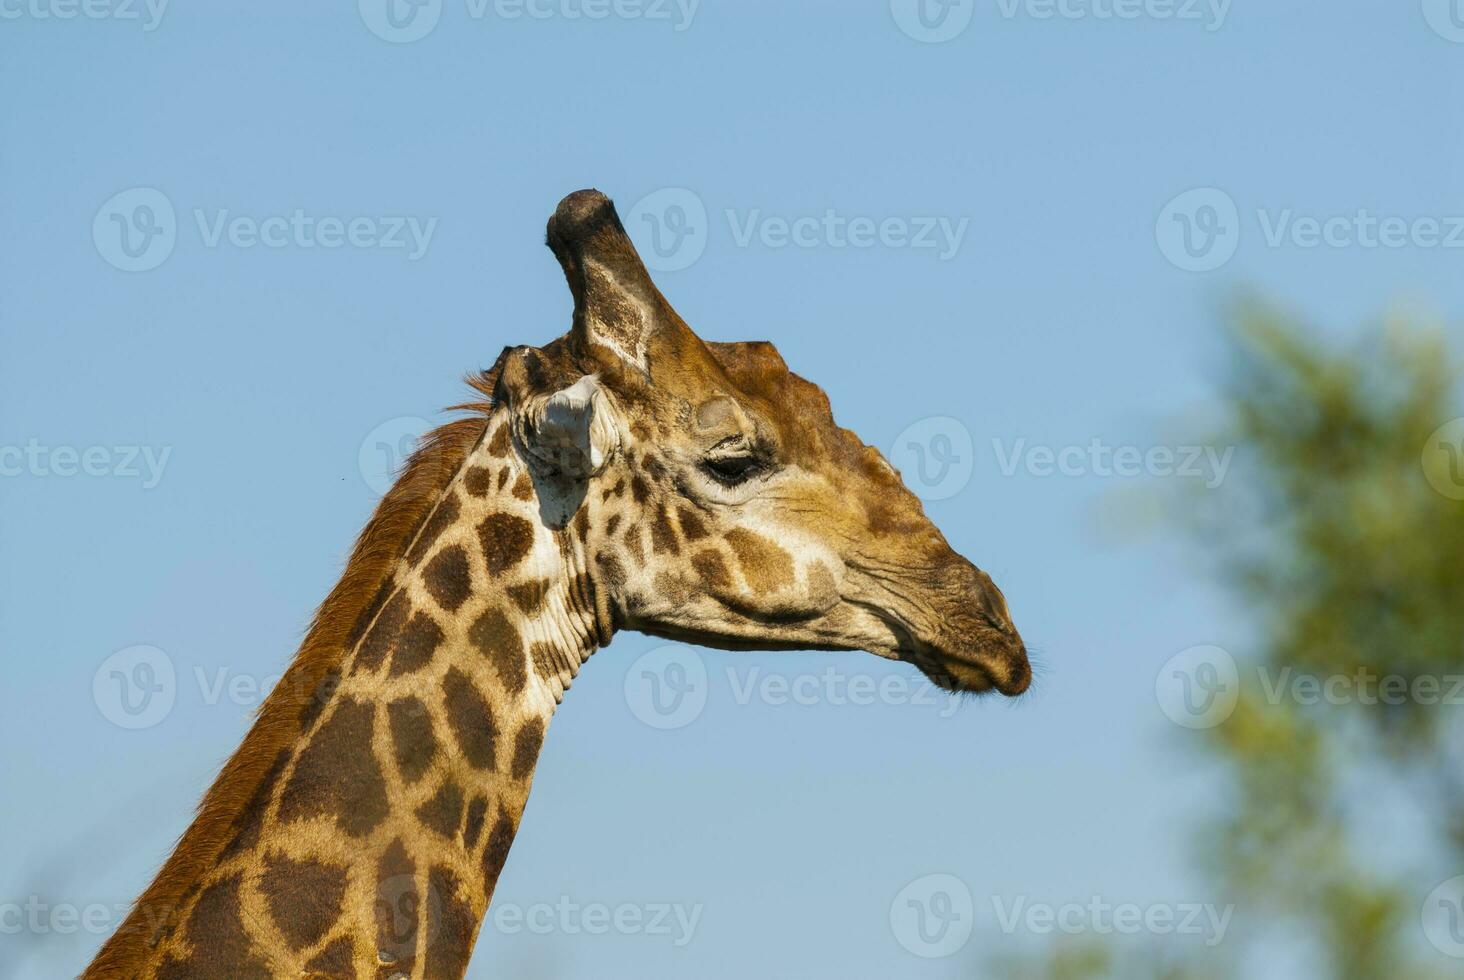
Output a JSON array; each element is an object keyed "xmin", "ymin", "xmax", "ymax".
[{"xmin": 86, "ymin": 363, "xmax": 506, "ymax": 978}]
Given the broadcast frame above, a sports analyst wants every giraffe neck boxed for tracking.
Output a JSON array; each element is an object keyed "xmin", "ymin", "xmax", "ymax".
[{"xmin": 142, "ymin": 410, "xmax": 608, "ymax": 979}]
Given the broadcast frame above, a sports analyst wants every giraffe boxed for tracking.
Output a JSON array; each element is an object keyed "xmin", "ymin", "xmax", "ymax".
[{"xmin": 85, "ymin": 189, "xmax": 1030, "ymax": 979}]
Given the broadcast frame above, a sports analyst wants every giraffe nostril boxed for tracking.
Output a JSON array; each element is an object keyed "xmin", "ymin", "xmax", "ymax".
[{"xmin": 971, "ymin": 572, "xmax": 1014, "ymax": 633}]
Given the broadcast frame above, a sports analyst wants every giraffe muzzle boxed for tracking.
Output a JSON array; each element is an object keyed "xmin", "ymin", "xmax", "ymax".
[{"xmin": 888, "ymin": 563, "xmax": 1032, "ymax": 697}]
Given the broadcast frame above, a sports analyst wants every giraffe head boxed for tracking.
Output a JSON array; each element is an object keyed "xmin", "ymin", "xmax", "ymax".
[{"xmin": 496, "ymin": 190, "xmax": 1030, "ymax": 696}]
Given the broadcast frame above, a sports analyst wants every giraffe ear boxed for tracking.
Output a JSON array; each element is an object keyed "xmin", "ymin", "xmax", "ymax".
[
  {"xmin": 546, "ymin": 188, "xmax": 683, "ymax": 371},
  {"xmin": 508, "ymin": 372, "xmax": 620, "ymax": 480},
  {"xmin": 495, "ymin": 348, "xmax": 620, "ymax": 528}
]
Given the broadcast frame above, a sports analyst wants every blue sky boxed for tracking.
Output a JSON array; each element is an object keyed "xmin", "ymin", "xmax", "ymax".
[{"xmin": 2, "ymin": 2, "xmax": 1462, "ymax": 977}]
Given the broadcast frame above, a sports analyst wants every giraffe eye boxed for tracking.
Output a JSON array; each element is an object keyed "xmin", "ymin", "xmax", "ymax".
[{"xmin": 702, "ymin": 453, "xmax": 763, "ymax": 486}]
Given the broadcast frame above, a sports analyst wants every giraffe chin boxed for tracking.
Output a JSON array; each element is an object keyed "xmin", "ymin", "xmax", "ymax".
[{"xmin": 909, "ymin": 643, "xmax": 1032, "ymax": 698}]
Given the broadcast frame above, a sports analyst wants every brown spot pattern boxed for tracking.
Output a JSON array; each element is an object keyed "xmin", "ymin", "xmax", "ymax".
[
  {"xmin": 625, "ymin": 523, "xmax": 646, "ymax": 564},
  {"xmin": 425, "ymin": 866, "xmax": 476, "ymax": 980},
  {"xmin": 469, "ymin": 606, "xmax": 526, "ymax": 693},
  {"xmin": 725, "ymin": 527, "xmax": 795, "ymax": 594},
  {"xmin": 220, "ymin": 747, "xmax": 290, "ymax": 858},
  {"xmin": 596, "ymin": 551, "xmax": 626, "ymax": 591},
  {"xmin": 486, "ymin": 423, "xmax": 511, "ymax": 457},
  {"xmin": 347, "ymin": 577, "xmax": 396, "ymax": 649},
  {"xmin": 530, "ymin": 643, "xmax": 558, "ymax": 682},
  {"xmin": 677, "ymin": 506, "xmax": 708, "ymax": 540},
  {"xmin": 375, "ymin": 839, "xmax": 419, "ymax": 972},
  {"xmin": 298, "ymin": 670, "xmax": 343, "ymax": 731},
  {"xmin": 406, "ymin": 494, "xmax": 461, "ymax": 566},
  {"xmin": 807, "ymin": 561, "xmax": 839, "ymax": 606},
  {"xmin": 277, "ymin": 699, "xmax": 389, "ymax": 837},
  {"xmin": 650, "ymin": 507, "xmax": 680, "ymax": 555},
  {"xmin": 464, "ymin": 465, "xmax": 494, "ymax": 497},
  {"xmin": 387, "ymin": 696, "xmax": 437, "ymax": 783},
  {"xmin": 259, "ymin": 854, "xmax": 347, "ymax": 949},
  {"xmin": 355, "ymin": 590, "xmax": 409, "ymax": 673},
  {"xmin": 511, "ymin": 471, "xmax": 534, "ymax": 500},
  {"xmin": 511, "ymin": 719, "xmax": 545, "ymax": 781},
  {"xmin": 387, "ymin": 612, "xmax": 444, "ymax": 677},
  {"xmin": 415, "ymin": 778, "xmax": 465, "ymax": 838},
  {"xmin": 463, "ymin": 797, "xmax": 488, "ymax": 849},
  {"xmin": 422, "ymin": 545, "xmax": 472, "ymax": 612},
  {"xmin": 653, "ymin": 570, "xmax": 689, "ymax": 605},
  {"xmin": 478, "ymin": 513, "xmax": 535, "ymax": 576},
  {"xmin": 162, "ymin": 875, "xmax": 271, "ymax": 979},
  {"xmin": 692, "ymin": 549, "xmax": 731, "ymax": 590},
  {"xmin": 303, "ymin": 937, "xmax": 354, "ymax": 977},
  {"xmin": 480, "ymin": 805, "xmax": 516, "ymax": 902},
  {"xmin": 442, "ymin": 667, "xmax": 497, "ymax": 769},
  {"xmin": 505, "ymin": 580, "xmax": 546, "ymax": 615}
]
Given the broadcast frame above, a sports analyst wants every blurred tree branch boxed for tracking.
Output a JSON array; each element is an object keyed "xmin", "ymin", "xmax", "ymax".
[{"xmin": 991, "ymin": 301, "xmax": 1463, "ymax": 980}]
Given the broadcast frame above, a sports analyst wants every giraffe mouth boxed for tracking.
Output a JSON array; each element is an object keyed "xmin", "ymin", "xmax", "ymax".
[
  {"xmin": 940, "ymin": 650, "xmax": 1030, "ymax": 696},
  {"xmin": 908, "ymin": 643, "xmax": 1032, "ymax": 698},
  {"xmin": 852, "ymin": 599, "xmax": 1031, "ymax": 697}
]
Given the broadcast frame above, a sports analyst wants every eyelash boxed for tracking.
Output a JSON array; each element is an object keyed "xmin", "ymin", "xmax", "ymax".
[
  {"xmin": 703, "ymin": 455, "xmax": 761, "ymax": 484},
  {"xmin": 701, "ymin": 444, "xmax": 770, "ymax": 486}
]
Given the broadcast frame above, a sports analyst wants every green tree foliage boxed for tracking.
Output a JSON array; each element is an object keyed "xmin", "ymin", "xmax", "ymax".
[{"xmin": 993, "ymin": 304, "xmax": 1464, "ymax": 979}]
